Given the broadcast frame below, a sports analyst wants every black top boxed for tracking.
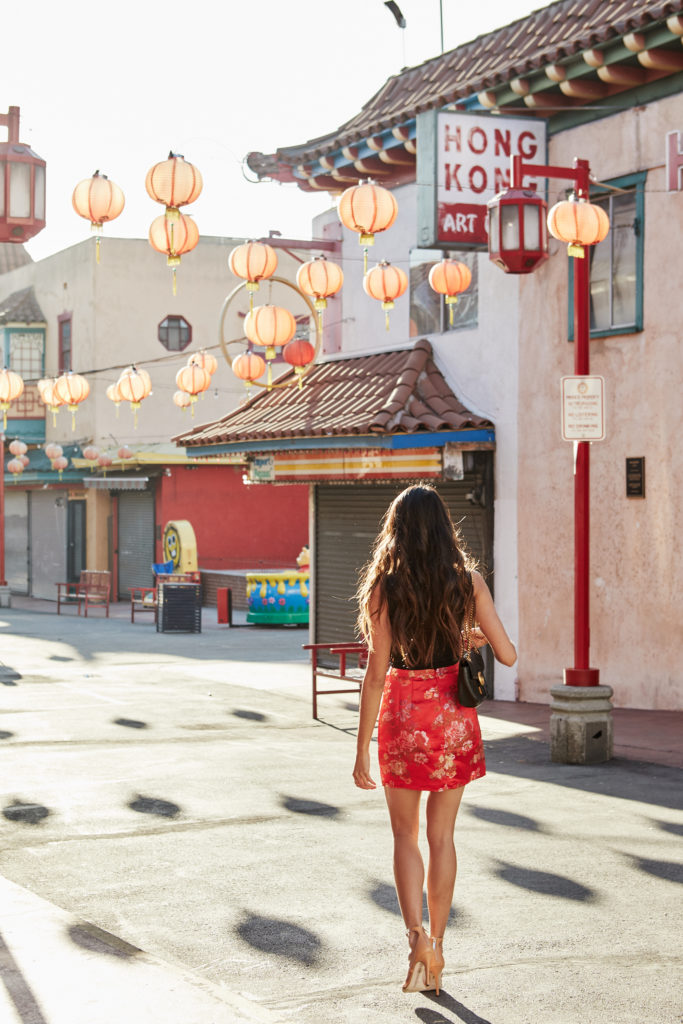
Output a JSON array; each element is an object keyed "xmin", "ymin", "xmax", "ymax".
[{"xmin": 385, "ymin": 575, "xmax": 458, "ymax": 669}]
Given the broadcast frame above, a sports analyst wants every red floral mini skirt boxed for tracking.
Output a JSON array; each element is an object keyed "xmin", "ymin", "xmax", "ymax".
[{"xmin": 377, "ymin": 663, "xmax": 486, "ymax": 791}]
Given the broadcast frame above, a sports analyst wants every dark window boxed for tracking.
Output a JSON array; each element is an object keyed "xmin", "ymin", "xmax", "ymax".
[
  {"xmin": 409, "ymin": 249, "xmax": 478, "ymax": 337},
  {"xmin": 158, "ymin": 315, "xmax": 192, "ymax": 351},
  {"xmin": 569, "ymin": 172, "xmax": 645, "ymax": 339},
  {"xmin": 58, "ymin": 314, "xmax": 72, "ymax": 372}
]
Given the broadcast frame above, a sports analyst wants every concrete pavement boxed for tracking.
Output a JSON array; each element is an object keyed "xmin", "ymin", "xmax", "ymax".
[{"xmin": 0, "ymin": 599, "xmax": 682, "ymax": 1024}]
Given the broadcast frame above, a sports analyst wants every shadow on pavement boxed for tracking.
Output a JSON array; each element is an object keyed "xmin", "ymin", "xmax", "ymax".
[
  {"xmin": 236, "ymin": 912, "xmax": 323, "ymax": 965},
  {"xmin": 655, "ymin": 818, "xmax": 683, "ymax": 836},
  {"xmin": 369, "ymin": 881, "xmax": 465, "ymax": 925},
  {"xmin": 0, "ymin": 930, "xmax": 49, "ymax": 1023},
  {"xmin": 113, "ymin": 717, "xmax": 149, "ymax": 730},
  {"xmin": 0, "ymin": 730, "xmax": 14, "ymax": 740},
  {"xmin": 232, "ymin": 709, "xmax": 269, "ymax": 722},
  {"xmin": 68, "ymin": 923, "xmax": 141, "ymax": 960},
  {"xmin": 128, "ymin": 795, "xmax": 181, "ymax": 818},
  {"xmin": 625, "ymin": 854, "xmax": 683, "ymax": 884},
  {"xmin": 467, "ymin": 806, "xmax": 544, "ymax": 832},
  {"xmin": 484, "ymin": 734, "xmax": 683, "ymax": 812},
  {"xmin": 2, "ymin": 800, "xmax": 51, "ymax": 825},
  {"xmin": 493, "ymin": 860, "xmax": 597, "ymax": 901},
  {"xmin": 281, "ymin": 795, "xmax": 341, "ymax": 818},
  {"xmin": 418, "ymin": 991, "xmax": 494, "ymax": 1024}
]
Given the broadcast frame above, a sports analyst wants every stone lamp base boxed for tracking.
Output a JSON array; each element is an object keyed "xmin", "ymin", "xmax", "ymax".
[{"xmin": 550, "ymin": 684, "xmax": 614, "ymax": 764}]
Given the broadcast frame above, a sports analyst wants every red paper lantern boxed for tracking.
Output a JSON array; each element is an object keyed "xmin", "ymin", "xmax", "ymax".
[
  {"xmin": 228, "ymin": 241, "xmax": 277, "ymax": 308},
  {"xmin": 283, "ymin": 338, "xmax": 315, "ymax": 389},
  {"xmin": 44, "ymin": 442, "xmax": 63, "ymax": 462},
  {"xmin": 338, "ymin": 182, "xmax": 397, "ymax": 270},
  {"xmin": 0, "ymin": 368, "xmax": 24, "ymax": 429},
  {"xmin": 82, "ymin": 445, "xmax": 99, "ymax": 462},
  {"xmin": 117, "ymin": 446, "xmax": 133, "ymax": 460},
  {"xmin": 37, "ymin": 377, "xmax": 65, "ymax": 426},
  {"xmin": 363, "ymin": 260, "xmax": 408, "ymax": 330},
  {"xmin": 296, "ymin": 256, "xmax": 343, "ymax": 329},
  {"xmin": 232, "ymin": 351, "xmax": 266, "ymax": 392},
  {"xmin": 52, "ymin": 455, "xmax": 68, "ymax": 479},
  {"xmin": 149, "ymin": 213, "xmax": 199, "ymax": 293},
  {"xmin": 145, "ymin": 152, "xmax": 203, "ymax": 213},
  {"xmin": 7, "ymin": 457, "xmax": 23, "ymax": 476},
  {"xmin": 547, "ymin": 197, "xmax": 610, "ymax": 258},
  {"xmin": 8, "ymin": 439, "xmax": 27, "ymax": 456},
  {"xmin": 117, "ymin": 367, "xmax": 152, "ymax": 427},
  {"xmin": 55, "ymin": 371, "xmax": 90, "ymax": 430},
  {"xmin": 72, "ymin": 171, "xmax": 125, "ymax": 262},
  {"xmin": 428, "ymin": 259, "xmax": 472, "ymax": 325},
  {"xmin": 173, "ymin": 390, "xmax": 192, "ymax": 410},
  {"xmin": 188, "ymin": 350, "xmax": 218, "ymax": 375},
  {"xmin": 176, "ymin": 364, "xmax": 211, "ymax": 416}
]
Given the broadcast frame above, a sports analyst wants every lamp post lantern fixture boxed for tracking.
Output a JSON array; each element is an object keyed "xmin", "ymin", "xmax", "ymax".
[{"xmin": 488, "ymin": 155, "xmax": 614, "ymax": 762}]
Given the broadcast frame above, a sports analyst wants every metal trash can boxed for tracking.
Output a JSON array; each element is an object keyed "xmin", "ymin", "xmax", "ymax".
[{"xmin": 157, "ymin": 582, "xmax": 202, "ymax": 633}]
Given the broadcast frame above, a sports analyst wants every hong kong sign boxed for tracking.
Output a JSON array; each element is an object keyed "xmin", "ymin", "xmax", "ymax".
[{"xmin": 417, "ymin": 110, "xmax": 547, "ymax": 250}]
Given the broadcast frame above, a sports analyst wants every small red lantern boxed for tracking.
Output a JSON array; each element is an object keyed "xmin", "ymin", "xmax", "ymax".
[
  {"xmin": 0, "ymin": 106, "xmax": 46, "ymax": 244},
  {"xmin": 232, "ymin": 351, "xmax": 266, "ymax": 392},
  {"xmin": 338, "ymin": 181, "xmax": 398, "ymax": 271},
  {"xmin": 117, "ymin": 446, "xmax": 133, "ymax": 460},
  {"xmin": 19, "ymin": 453, "xmax": 29, "ymax": 468},
  {"xmin": 72, "ymin": 171, "xmax": 125, "ymax": 263},
  {"xmin": 428, "ymin": 259, "xmax": 472, "ymax": 326},
  {"xmin": 283, "ymin": 338, "xmax": 315, "ymax": 389},
  {"xmin": 8, "ymin": 439, "xmax": 27, "ymax": 457},
  {"xmin": 106, "ymin": 381, "xmax": 122, "ymax": 416},
  {"xmin": 363, "ymin": 260, "xmax": 408, "ymax": 330},
  {"xmin": 296, "ymin": 256, "xmax": 344, "ymax": 331},
  {"xmin": 228, "ymin": 241, "xmax": 278, "ymax": 310},
  {"xmin": 44, "ymin": 442, "xmax": 63, "ymax": 463},
  {"xmin": 7, "ymin": 457, "xmax": 23, "ymax": 476},
  {"xmin": 97, "ymin": 453, "xmax": 112, "ymax": 475},
  {"xmin": 37, "ymin": 378, "xmax": 65, "ymax": 426},
  {"xmin": 487, "ymin": 188, "xmax": 549, "ymax": 275},
  {"xmin": 244, "ymin": 304, "xmax": 296, "ymax": 388},
  {"xmin": 0, "ymin": 368, "xmax": 24, "ymax": 429},
  {"xmin": 55, "ymin": 371, "xmax": 90, "ymax": 430}
]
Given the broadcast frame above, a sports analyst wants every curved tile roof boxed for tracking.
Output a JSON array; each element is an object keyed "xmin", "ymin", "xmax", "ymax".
[{"xmin": 175, "ymin": 339, "xmax": 492, "ymax": 448}]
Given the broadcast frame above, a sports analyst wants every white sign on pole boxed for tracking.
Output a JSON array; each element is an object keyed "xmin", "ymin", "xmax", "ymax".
[
  {"xmin": 436, "ymin": 112, "xmax": 546, "ymax": 246},
  {"xmin": 561, "ymin": 376, "xmax": 606, "ymax": 441}
]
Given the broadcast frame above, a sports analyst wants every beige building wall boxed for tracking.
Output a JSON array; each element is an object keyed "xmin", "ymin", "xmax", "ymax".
[{"xmin": 517, "ymin": 93, "xmax": 683, "ymax": 710}]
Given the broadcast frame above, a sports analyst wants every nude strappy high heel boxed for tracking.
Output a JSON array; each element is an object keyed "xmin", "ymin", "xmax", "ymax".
[
  {"xmin": 402, "ymin": 925, "xmax": 433, "ymax": 993},
  {"xmin": 430, "ymin": 935, "xmax": 445, "ymax": 996}
]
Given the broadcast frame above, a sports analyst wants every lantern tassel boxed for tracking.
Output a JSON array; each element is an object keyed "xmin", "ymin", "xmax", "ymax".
[
  {"xmin": 96, "ymin": 235, "xmax": 101, "ymax": 265},
  {"xmin": 568, "ymin": 243, "xmax": 585, "ymax": 258},
  {"xmin": 363, "ymin": 247, "xmax": 368, "ymax": 274},
  {"xmin": 172, "ymin": 268, "xmax": 177, "ymax": 296},
  {"xmin": 267, "ymin": 362, "xmax": 273, "ymax": 390},
  {"xmin": 71, "ymin": 409, "xmax": 76, "ymax": 431},
  {"xmin": 317, "ymin": 310, "xmax": 323, "ymax": 334},
  {"xmin": 385, "ymin": 310, "xmax": 390, "ymax": 331}
]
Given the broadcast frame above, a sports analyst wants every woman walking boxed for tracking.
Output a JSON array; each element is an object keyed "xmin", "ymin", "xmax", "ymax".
[{"xmin": 353, "ymin": 484, "xmax": 516, "ymax": 995}]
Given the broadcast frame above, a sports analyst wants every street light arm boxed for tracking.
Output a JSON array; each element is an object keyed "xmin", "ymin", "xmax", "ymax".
[{"xmin": 511, "ymin": 156, "xmax": 591, "ymax": 197}]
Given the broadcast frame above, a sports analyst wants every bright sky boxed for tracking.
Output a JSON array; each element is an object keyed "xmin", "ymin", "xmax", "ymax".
[{"xmin": 8, "ymin": 0, "xmax": 547, "ymax": 261}]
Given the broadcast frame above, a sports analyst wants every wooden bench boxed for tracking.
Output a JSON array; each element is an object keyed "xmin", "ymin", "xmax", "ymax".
[
  {"xmin": 129, "ymin": 586, "xmax": 157, "ymax": 623},
  {"xmin": 56, "ymin": 570, "xmax": 111, "ymax": 617},
  {"xmin": 302, "ymin": 641, "xmax": 368, "ymax": 720}
]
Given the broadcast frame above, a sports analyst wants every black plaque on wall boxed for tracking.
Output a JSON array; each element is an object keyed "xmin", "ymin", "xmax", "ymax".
[{"xmin": 626, "ymin": 457, "xmax": 645, "ymax": 498}]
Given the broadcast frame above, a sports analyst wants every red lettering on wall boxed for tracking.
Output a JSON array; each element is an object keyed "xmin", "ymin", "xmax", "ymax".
[
  {"xmin": 494, "ymin": 167, "xmax": 511, "ymax": 193},
  {"xmin": 468, "ymin": 126, "xmax": 488, "ymax": 155},
  {"xmin": 468, "ymin": 166, "xmax": 487, "ymax": 194},
  {"xmin": 494, "ymin": 129, "xmax": 511, "ymax": 157},
  {"xmin": 666, "ymin": 130, "xmax": 683, "ymax": 191},
  {"xmin": 517, "ymin": 131, "xmax": 538, "ymax": 159},
  {"xmin": 444, "ymin": 164, "xmax": 462, "ymax": 191},
  {"xmin": 443, "ymin": 124, "xmax": 462, "ymax": 152}
]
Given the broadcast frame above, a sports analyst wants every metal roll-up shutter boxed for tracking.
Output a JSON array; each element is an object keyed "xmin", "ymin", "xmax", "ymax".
[
  {"xmin": 5, "ymin": 490, "xmax": 29, "ymax": 595},
  {"xmin": 117, "ymin": 491, "xmax": 155, "ymax": 598},
  {"xmin": 314, "ymin": 459, "xmax": 493, "ymax": 649}
]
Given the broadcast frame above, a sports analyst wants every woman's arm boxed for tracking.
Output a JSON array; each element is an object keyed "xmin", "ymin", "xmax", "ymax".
[
  {"xmin": 472, "ymin": 570, "xmax": 517, "ymax": 667},
  {"xmin": 353, "ymin": 585, "xmax": 391, "ymax": 790}
]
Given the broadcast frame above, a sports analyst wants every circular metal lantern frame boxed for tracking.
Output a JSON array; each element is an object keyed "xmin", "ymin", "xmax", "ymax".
[{"xmin": 218, "ymin": 276, "xmax": 321, "ymax": 390}]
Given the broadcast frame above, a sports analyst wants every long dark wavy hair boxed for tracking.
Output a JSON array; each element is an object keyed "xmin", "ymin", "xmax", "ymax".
[{"xmin": 357, "ymin": 485, "xmax": 476, "ymax": 667}]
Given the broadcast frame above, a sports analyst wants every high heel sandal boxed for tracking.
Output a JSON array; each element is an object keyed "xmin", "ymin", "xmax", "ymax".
[
  {"xmin": 402, "ymin": 925, "xmax": 433, "ymax": 993},
  {"xmin": 430, "ymin": 936, "xmax": 445, "ymax": 996}
]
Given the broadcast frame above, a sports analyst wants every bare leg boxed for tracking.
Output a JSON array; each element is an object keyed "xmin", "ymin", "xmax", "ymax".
[
  {"xmin": 384, "ymin": 787, "xmax": 424, "ymax": 929},
  {"xmin": 425, "ymin": 786, "xmax": 465, "ymax": 939}
]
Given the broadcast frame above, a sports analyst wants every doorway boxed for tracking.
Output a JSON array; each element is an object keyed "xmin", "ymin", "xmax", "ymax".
[{"xmin": 67, "ymin": 499, "xmax": 86, "ymax": 582}]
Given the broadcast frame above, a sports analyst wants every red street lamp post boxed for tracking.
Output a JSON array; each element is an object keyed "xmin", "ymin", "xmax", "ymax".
[{"xmin": 489, "ymin": 155, "xmax": 603, "ymax": 688}]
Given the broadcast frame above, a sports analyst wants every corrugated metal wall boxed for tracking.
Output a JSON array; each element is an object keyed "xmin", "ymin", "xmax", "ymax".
[
  {"xmin": 117, "ymin": 491, "xmax": 155, "ymax": 597},
  {"xmin": 314, "ymin": 463, "xmax": 494, "ymax": 650}
]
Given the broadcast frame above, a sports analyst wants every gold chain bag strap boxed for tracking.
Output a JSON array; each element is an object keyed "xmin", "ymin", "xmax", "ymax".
[{"xmin": 457, "ymin": 582, "xmax": 489, "ymax": 708}]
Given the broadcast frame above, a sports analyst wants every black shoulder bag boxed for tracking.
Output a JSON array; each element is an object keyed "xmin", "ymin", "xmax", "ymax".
[{"xmin": 457, "ymin": 598, "xmax": 490, "ymax": 708}]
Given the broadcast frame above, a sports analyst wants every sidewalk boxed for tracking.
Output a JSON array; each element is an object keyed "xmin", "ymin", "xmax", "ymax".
[{"xmin": 1, "ymin": 599, "xmax": 681, "ymax": 1024}]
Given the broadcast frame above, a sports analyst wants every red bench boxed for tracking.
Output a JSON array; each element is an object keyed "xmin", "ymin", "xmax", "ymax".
[
  {"xmin": 302, "ymin": 641, "xmax": 368, "ymax": 719},
  {"xmin": 56, "ymin": 570, "xmax": 111, "ymax": 617}
]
